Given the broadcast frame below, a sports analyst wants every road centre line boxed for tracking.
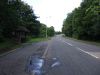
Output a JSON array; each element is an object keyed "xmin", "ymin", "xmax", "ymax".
[
  {"xmin": 42, "ymin": 41, "xmax": 50, "ymax": 58},
  {"xmin": 76, "ymin": 47, "xmax": 99, "ymax": 59},
  {"xmin": 42, "ymin": 46, "xmax": 49, "ymax": 58}
]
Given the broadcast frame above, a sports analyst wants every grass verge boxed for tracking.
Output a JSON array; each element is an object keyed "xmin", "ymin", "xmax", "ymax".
[
  {"xmin": 27, "ymin": 37, "xmax": 51, "ymax": 43},
  {"xmin": 0, "ymin": 37, "xmax": 51, "ymax": 55},
  {"xmin": 0, "ymin": 40, "xmax": 21, "ymax": 54}
]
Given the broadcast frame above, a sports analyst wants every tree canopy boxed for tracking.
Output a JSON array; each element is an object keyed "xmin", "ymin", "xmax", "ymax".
[
  {"xmin": 40, "ymin": 23, "xmax": 55, "ymax": 37},
  {"xmin": 62, "ymin": 0, "xmax": 100, "ymax": 40},
  {"xmin": 0, "ymin": 0, "xmax": 42, "ymax": 42},
  {"xmin": 47, "ymin": 26, "xmax": 55, "ymax": 36}
]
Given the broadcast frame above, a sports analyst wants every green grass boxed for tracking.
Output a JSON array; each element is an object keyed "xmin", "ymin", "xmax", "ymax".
[
  {"xmin": 0, "ymin": 37, "xmax": 51, "ymax": 54},
  {"xmin": 65, "ymin": 37, "xmax": 100, "ymax": 46},
  {"xmin": 0, "ymin": 40, "xmax": 21, "ymax": 54},
  {"xmin": 27, "ymin": 37, "xmax": 51, "ymax": 43}
]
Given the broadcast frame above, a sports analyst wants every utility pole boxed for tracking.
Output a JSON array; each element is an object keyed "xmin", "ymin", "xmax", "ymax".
[
  {"xmin": 45, "ymin": 16, "xmax": 51, "ymax": 38},
  {"xmin": 46, "ymin": 26, "xmax": 47, "ymax": 38}
]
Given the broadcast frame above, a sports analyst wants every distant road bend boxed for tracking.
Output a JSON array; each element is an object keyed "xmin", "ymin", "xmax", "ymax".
[{"xmin": 0, "ymin": 35, "xmax": 100, "ymax": 75}]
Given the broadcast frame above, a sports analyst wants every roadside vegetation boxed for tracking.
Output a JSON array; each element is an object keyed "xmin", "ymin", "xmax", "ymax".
[
  {"xmin": 0, "ymin": 39, "xmax": 21, "ymax": 54},
  {"xmin": 0, "ymin": 0, "xmax": 55, "ymax": 54},
  {"xmin": 62, "ymin": 0, "xmax": 100, "ymax": 41},
  {"xmin": 27, "ymin": 37, "xmax": 51, "ymax": 43}
]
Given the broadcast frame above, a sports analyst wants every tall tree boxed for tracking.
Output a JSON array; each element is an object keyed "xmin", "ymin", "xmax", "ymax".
[
  {"xmin": 47, "ymin": 26, "xmax": 55, "ymax": 36},
  {"xmin": 62, "ymin": 0, "xmax": 100, "ymax": 40},
  {"xmin": 0, "ymin": 0, "xmax": 42, "ymax": 42}
]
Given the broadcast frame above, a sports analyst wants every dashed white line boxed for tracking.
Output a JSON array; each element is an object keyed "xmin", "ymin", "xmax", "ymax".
[
  {"xmin": 76, "ymin": 47, "xmax": 99, "ymax": 59},
  {"xmin": 66, "ymin": 42, "xmax": 73, "ymax": 46},
  {"xmin": 59, "ymin": 39, "xmax": 99, "ymax": 59},
  {"xmin": 42, "ymin": 41, "xmax": 50, "ymax": 58},
  {"xmin": 60, "ymin": 40, "xmax": 74, "ymax": 46},
  {"xmin": 42, "ymin": 45, "xmax": 49, "ymax": 58}
]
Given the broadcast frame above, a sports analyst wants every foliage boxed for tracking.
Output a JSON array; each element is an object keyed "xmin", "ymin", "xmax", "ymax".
[
  {"xmin": 47, "ymin": 26, "xmax": 55, "ymax": 36},
  {"xmin": 0, "ymin": 0, "xmax": 41, "ymax": 42},
  {"xmin": 40, "ymin": 23, "xmax": 47, "ymax": 37},
  {"xmin": 40, "ymin": 23, "xmax": 55, "ymax": 37},
  {"xmin": 62, "ymin": 0, "xmax": 100, "ymax": 40}
]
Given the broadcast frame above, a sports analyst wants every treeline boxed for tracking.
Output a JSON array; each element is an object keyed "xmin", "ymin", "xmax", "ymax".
[
  {"xmin": 62, "ymin": 0, "xmax": 100, "ymax": 41},
  {"xmin": 0, "ymin": 0, "xmax": 55, "ymax": 43},
  {"xmin": 40, "ymin": 24, "xmax": 55, "ymax": 37}
]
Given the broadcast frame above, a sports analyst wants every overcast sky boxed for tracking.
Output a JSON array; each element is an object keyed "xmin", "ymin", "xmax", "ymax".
[{"xmin": 22, "ymin": 0, "xmax": 82, "ymax": 31}]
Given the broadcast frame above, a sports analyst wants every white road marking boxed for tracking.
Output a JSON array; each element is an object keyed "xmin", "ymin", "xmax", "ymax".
[
  {"xmin": 63, "ymin": 41, "xmax": 73, "ymax": 46},
  {"xmin": 59, "ymin": 39, "xmax": 99, "ymax": 59},
  {"xmin": 42, "ymin": 46, "xmax": 49, "ymax": 58},
  {"xmin": 42, "ymin": 42, "xmax": 50, "ymax": 58},
  {"xmin": 76, "ymin": 47, "xmax": 99, "ymax": 59},
  {"xmin": 59, "ymin": 39, "xmax": 74, "ymax": 46},
  {"xmin": 66, "ymin": 42, "xmax": 73, "ymax": 46}
]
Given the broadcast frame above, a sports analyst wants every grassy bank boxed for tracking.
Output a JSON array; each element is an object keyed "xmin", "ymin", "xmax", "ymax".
[
  {"xmin": 0, "ymin": 40, "xmax": 21, "ymax": 54},
  {"xmin": 64, "ymin": 36, "xmax": 100, "ymax": 46},
  {"xmin": 0, "ymin": 37, "xmax": 50, "ymax": 54},
  {"xmin": 27, "ymin": 37, "xmax": 51, "ymax": 43}
]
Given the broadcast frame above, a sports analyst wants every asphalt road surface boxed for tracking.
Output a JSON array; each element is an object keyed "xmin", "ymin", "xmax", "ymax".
[
  {"xmin": 0, "ymin": 35, "xmax": 100, "ymax": 75},
  {"xmin": 0, "ymin": 42, "xmax": 48, "ymax": 75},
  {"xmin": 45, "ymin": 35, "xmax": 100, "ymax": 75}
]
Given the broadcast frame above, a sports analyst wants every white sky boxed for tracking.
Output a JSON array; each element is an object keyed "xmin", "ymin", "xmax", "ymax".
[{"xmin": 22, "ymin": 0, "xmax": 82, "ymax": 31}]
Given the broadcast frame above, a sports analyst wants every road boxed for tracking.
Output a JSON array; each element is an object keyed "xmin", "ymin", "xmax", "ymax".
[
  {"xmin": 45, "ymin": 35, "xmax": 100, "ymax": 75},
  {"xmin": 0, "ymin": 42, "xmax": 48, "ymax": 75},
  {"xmin": 0, "ymin": 35, "xmax": 100, "ymax": 75}
]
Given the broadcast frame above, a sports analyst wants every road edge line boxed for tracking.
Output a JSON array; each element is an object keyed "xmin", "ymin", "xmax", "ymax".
[
  {"xmin": 0, "ymin": 43, "xmax": 35, "ymax": 57},
  {"xmin": 76, "ymin": 47, "xmax": 99, "ymax": 59}
]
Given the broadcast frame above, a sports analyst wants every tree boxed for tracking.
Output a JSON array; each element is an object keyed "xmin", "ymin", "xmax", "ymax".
[
  {"xmin": 62, "ymin": 0, "xmax": 100, "ymax": 40},
  {"xmin": 47, "ymin": 26, "xmax": 55, "ymax": 36},
  {"xmin": 40, "ymin": 23, "xmax": 47, "ymax": 37},
  {"xmin": 0, "ymin": 0, "xmax": 42, "ymax": 42}
]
